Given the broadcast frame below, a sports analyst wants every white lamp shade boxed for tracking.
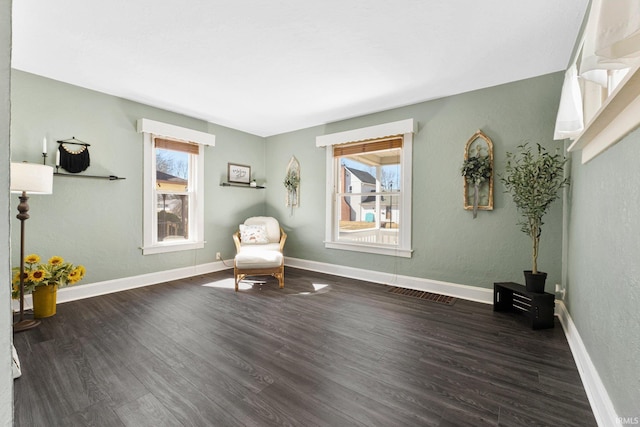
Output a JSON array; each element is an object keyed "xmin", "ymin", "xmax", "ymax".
[{"xmin": 10, "ymin": 162, "xmax": 54, "ymax": 194}]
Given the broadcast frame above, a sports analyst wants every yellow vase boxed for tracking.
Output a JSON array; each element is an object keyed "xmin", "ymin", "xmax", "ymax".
[{"xmin": 32, "ymin": 284, "xmax": 58, "ymax": 318}]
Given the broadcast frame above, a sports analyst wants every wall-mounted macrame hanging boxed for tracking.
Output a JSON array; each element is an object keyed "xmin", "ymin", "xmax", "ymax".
[
  {"xmin": 461, "ymin": 130, "xmax": 493, "ymax": 218},
  {"xmin": 284, "ymin": 156, "xmax": 300, "ymax": 215},
  {"xmin": 57, "ymin": 137, "xmax": 91, "ymax": 173}
]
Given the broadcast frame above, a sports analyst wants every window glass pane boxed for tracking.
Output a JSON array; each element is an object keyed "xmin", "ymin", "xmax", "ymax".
[
  {"xmin": 156, "ymin": 148, "xmax": 189, "ymax": 192},
  {"xmin": 157, "ymin": 194, "xmax": 189, "ymax": 241},
  {"xmin": 336, "ymin": 145, "xmax": 401, "ymax": 247},
  {"xmin": 338, "ymin": 193, "xmax": 399, "ymax": 246},
  {"xmin": 337, "ymin": 147, "xmax": 401, "ymax": 191}
]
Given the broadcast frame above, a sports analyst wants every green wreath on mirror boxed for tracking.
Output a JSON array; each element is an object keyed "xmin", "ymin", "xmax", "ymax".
[{"xmin": 461, "ymin": 155, "xmax": 492, "ymax": 218}]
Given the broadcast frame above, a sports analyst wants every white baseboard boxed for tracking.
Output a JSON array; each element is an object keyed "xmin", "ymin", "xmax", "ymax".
[
  {"xmin": 14, "ymin": 260, "xmax": 231, "ymax": 310},
  {"xmin": 15, "ymin": 257, "xmax": 493, "ymax": 310},
  {"xmin": 284, "ymin": 256, "xmax": 494, "ymax": 304},
  {"xmin": 555, "ymin": 300, "xmax": 617, "ymax": 427}
]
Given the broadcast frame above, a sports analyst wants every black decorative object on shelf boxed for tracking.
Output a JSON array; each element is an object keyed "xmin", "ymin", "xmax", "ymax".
[
  {"xmin": 57, "ymin": 137, "xmax": 90, "ymax": 173},
  {"xmin": 51, "ymin": 136, "xmax": 123, "ymax": 180}
]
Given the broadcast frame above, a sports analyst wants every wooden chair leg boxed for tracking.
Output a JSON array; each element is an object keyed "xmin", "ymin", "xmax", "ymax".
[
  {"xmin": 276, "ymin": 267, "xmax": 284, "ymax": 288},
  {"xmin": 235, "ymin": 268, "xmax": 283, "ymax": 290}
]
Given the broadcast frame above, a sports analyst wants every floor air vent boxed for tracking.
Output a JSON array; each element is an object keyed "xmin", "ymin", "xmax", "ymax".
[{"xmin": 387, "ymin": 287, "xmax": 457, "ymax": 305}]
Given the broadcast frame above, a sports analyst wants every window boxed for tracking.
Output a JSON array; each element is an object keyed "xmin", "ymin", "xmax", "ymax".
[
  {"xmin": 554, "ymin": 0, "xmax": 640, "ymax": 163},
  {"xmin": 317, "ymin": 119, "xmax": 414, "ymax": 258},
  {"xmin": 154, "ymin": 138, "xmax": 197, "ymax": 243},
  {"xmin": 137, "ymin": 119, "xmax": 215, "ymax": 255}
]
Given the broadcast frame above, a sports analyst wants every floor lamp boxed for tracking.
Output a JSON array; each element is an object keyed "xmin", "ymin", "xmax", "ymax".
[{"xmin": 10, "ymin": 162, "xmax": 53, "ymax": 332}]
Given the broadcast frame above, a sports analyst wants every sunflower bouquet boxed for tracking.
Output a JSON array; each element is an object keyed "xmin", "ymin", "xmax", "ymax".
[{"xmin": 11, "ymin": 254, "xmax": 86, "ymax": 299}]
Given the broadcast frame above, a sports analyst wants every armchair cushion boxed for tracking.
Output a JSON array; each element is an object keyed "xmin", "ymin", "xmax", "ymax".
[
  {"xmin": 235, "ymin": 250, "xmax": 283, "ymax": 269},
  {"xmin": 238, "ymin": 243, "xmax": 281, "ymax": 252}
]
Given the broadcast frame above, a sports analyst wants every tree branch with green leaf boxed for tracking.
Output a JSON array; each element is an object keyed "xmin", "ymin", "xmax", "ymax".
[{"xmin": 500, "ymin": 143, "xmax": 569, "ymax": 274}]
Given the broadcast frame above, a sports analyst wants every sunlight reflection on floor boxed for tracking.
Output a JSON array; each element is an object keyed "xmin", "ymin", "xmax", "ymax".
[
  {"xmin": 201, "ymin": 278, "xmax": 251, "ymax": 290},
  {"xmin": 201, "ymin": 278, "xmax": 330, "ymax": 295},
  {"xmin": 293, "ymin": 283, "xmax": 330, "ymax": 296}
]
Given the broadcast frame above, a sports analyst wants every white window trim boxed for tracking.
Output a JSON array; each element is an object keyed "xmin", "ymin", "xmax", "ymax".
[
  {"xmin": 567, "ymin": 64, "xmax": 640, "ymax": 163},
  {"xmin": 317, "ymin": 119, "xmax": 415, "ymax": 258},
  {"xmin": 137, "ymin": 118, "xmax": 216, "ymax": 146},
  {"xmin": 137, "ymin": 119, "xmax": 214, "ymax": 255},
  {"xmin": 556, "ymin": 0, "xmax": 640, "ymax": 164}
]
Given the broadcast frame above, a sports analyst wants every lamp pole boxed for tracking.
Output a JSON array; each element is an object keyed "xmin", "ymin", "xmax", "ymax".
[{"xmin": 14, "ymin": 191, "xmax": 40, "ymax": 332}]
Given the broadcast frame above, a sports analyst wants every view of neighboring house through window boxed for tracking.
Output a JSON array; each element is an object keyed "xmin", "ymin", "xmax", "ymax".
[
  {"xmin": 155, "ymin": 138, "xmax": 194, "ymax": 242},
  {"xmin": 336, "ymin": 137, "xmax": 402, "ymax": 247}
]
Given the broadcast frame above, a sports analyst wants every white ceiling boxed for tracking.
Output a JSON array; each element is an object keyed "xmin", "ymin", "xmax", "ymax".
[{"xmin": 11, "ymin": 0, "xmax": 588, "ymax": 137}]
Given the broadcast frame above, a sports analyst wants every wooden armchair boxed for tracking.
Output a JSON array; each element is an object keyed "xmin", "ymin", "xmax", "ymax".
[{"xmin": 233, "ymin": 216, "xmax": 287, "ymax": 291}]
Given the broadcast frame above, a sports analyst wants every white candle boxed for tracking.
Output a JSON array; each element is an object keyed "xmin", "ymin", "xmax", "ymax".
[
  {"xmin": 42, "ymin": 137, "xmax": 47, "ymax": 154},
  {"xmin": 55, "ymin": 150, "xmax": 60, "ymax": 166}
]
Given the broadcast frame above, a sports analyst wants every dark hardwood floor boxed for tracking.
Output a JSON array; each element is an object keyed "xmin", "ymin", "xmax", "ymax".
[{"xmin": 13, "ymin": 267, "xmax": 596, "ymax": 426}]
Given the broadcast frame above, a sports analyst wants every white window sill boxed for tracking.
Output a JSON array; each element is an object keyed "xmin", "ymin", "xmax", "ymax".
[
  {"xmin": 568, "ymin": 64, "xmax": 640, "ymax": 163},
  {"xmin": 324, "ymin": 241, "xmax": 413, "ymax": 258},
  {"xmin": 142, "ymin": 240, "xmax": 205, "ymax": 255}
]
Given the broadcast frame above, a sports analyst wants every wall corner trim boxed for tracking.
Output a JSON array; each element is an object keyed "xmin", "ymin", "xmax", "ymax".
[{"xmin": 555, "ymin": 301, "xmax": 618, "ymax": 426}]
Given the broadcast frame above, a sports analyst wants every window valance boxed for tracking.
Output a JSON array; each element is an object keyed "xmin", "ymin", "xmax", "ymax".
[{"xmin": 137, "ymin": 118, "xmax": 215, "ymax": 147}]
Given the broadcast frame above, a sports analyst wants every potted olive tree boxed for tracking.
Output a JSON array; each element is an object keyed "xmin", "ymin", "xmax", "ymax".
[{"xmin": 500, "ymin": 143, "xmax": 569, "ymax": 293}]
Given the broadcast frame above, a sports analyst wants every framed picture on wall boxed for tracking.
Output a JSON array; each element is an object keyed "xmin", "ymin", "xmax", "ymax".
[{"xmin": 228, "ymin": 163, "xmax": 251, "ymax": 184}]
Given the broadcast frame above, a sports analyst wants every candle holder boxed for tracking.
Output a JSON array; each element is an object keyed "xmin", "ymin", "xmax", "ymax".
[{"xmin": 42, "ymin": 152, "xmax": 47, "ymax": 165}]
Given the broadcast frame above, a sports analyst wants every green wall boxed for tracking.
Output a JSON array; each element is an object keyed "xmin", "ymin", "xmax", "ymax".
[
  {"xmin": 11, "ymin": 71, "xmax": 567, "ymax": 291},
  {"xmin": 10, "ymin": 70, "xmax": 266, "ymax": 284},
  {"xmin": 265, "ymin": 72, "xmax": 566, "ymax": 291},
  {"xmin": 566, "ymin": 129, "xmax": 640, "ymax": 417}
]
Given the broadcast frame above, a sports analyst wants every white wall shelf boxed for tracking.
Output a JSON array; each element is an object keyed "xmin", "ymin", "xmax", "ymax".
[
  {"xmin": 54, "ymin": 172, "xmax": 125, "ymax": 180},
  {"xmin": 221, "ymin": 182, "xmax": 264, "ymax": 189}
]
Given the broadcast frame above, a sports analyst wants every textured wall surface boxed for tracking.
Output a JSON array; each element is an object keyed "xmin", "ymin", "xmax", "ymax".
[
  {"xmin": 1, "ymin": 0, "xmax": 14, "ymax": 423},
  {"xmin": 567, "ymin": 128, "xmax": 640, "ymax": 417},
  {"xmin": 265, "ymin": 73, "xmax": 566, "ymax": 291},
  {"xmin": 10, "ymin": 71, "xmax": 267, "ymax": 284},
  {"xmin": 11, "ymin": 71, "xmax": 566, "ymax": 291}
]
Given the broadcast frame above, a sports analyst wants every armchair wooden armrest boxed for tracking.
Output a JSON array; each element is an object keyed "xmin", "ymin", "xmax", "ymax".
[
  {"xmin": 279, "ymin": 228, "xmax": 287, "ymax": 252},
  {"xmin": 233, "ymin": 231, "xmax": 242, "ymax": 252}
]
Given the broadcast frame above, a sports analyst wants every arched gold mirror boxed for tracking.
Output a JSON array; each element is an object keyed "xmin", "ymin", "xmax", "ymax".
[{"xmin": 462, "ymin": 130, "xmax": 494, "ymax": 217}]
